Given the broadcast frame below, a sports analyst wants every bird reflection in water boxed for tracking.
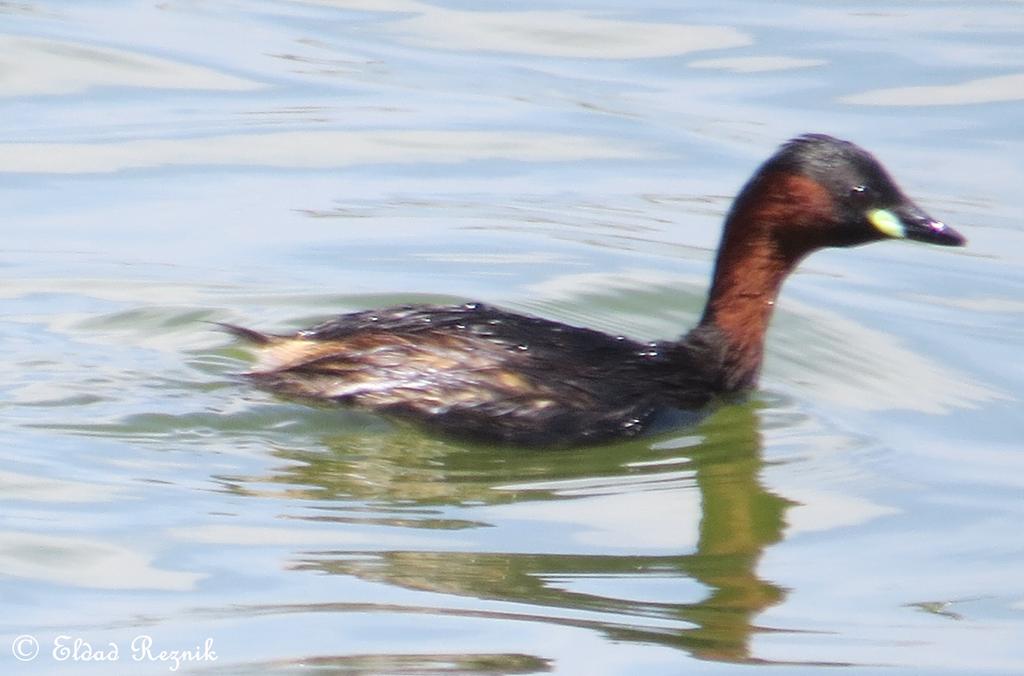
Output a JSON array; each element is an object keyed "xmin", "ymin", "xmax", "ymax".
[{"xmin": 221, "ymin": 402, "xmax": 809, "ymax": 665}]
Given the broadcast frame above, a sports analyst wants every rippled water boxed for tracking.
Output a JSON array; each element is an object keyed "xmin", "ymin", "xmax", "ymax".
[{"xmin": 3, "ymin": 1, "xmax": 1023, "ymax": 674}]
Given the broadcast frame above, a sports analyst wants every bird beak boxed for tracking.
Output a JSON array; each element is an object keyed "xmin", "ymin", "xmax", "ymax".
[{"xmin": 868, "ymin": 204, "xmax": 966, "ymax": 246}]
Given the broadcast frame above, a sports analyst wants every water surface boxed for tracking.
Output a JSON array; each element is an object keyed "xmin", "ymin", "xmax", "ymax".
[{"xmin": 2, "ymin": 1, "xmax": 1023, "ymax": 674}]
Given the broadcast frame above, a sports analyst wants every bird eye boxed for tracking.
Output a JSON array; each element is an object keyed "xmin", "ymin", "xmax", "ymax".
[{"xmin": 849, "ymin": 184, "xmax": 871, "ymax": 200}]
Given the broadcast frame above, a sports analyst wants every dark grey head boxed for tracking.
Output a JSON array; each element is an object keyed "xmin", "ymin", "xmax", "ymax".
[{"xmin": 764, "ymin": 134, "xmax": 965, "ymax": 247}]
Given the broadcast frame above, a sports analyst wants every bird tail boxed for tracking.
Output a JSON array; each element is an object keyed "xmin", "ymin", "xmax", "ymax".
[{"xmin": 214, "ymin": 322, "xmax": 275, "ymax": 346}]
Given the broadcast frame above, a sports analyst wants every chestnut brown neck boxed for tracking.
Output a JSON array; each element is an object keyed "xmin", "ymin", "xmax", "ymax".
[{"xmin": 695, "ymin": 172, "xmax": 835, "ymax": 391}]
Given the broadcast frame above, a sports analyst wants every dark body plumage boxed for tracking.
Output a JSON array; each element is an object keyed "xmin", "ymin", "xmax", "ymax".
[
  {"xmin": 224, "ymin": 134, "xmax": 965, "ymax": 447},
  {"xmin": 226, "ymin": 303, "xmax": 731, "ymax": 446}
]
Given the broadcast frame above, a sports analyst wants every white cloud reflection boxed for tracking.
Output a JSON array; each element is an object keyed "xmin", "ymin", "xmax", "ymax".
[
  {"xmin": 301, "ymin": 0, "xmax": 750, "ymax": 59},
  {"xmin": 783, "ymin": 488, "xmax": 899, "ymax": 535},
  {"xmin": 0, "ymin": 470, "xmax": 117, "ymax": 503},
  {"xmin": 483, "ymin": 488, "xmax": 701, "ymax": 551},
  {"xmin": 0, "ymin": 35, "xmax": 260, "ymax": 97},
  {"xmin": 170, "ymin": 524, "xmax": 454, "ymax": 548},
  {"xmin": 689, "ymin": 56, "xmax": 827, "ymax": 73},
  {"xmin": 0, "ymin": 531, "xmax": 201, "ymax": 590},
  {"xmin": 0, "ymin": 130, "xmax": 648, "ymax": 174},
  {"xmin": 390, "ymin": 9, "xmax": 750, "ymax": 59},
  {"xmin": 843, "ymin": 73, "xmax": 1024, "ymax": 106},
  {"xmin": 773, "ymin": 303, "xmax": 1007, "ymax": 414}
]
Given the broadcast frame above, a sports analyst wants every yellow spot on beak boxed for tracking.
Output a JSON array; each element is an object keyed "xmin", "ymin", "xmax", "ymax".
[{"xmin": 868, "ymin": 208, "xmax": 906, "ymax": 239}]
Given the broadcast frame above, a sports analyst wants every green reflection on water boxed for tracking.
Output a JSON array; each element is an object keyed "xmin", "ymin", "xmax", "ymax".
[
  {"xmin": 223, "ymin": 403, "xmax": 796, "ymax": 665},
  {"xmin": 215, "ymin": 651, "xmax": 550, "ymax": 675}
]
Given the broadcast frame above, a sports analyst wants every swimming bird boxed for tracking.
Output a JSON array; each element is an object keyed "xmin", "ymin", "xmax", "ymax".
[{"xmin": 223, "ymin": 134, "xmax": 965, "ymax": 447}]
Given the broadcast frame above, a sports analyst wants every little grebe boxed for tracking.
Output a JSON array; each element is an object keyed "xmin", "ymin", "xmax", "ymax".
[{"xmin": 224, "ymin": 134, "xmax": 965, "ymax": 446}]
